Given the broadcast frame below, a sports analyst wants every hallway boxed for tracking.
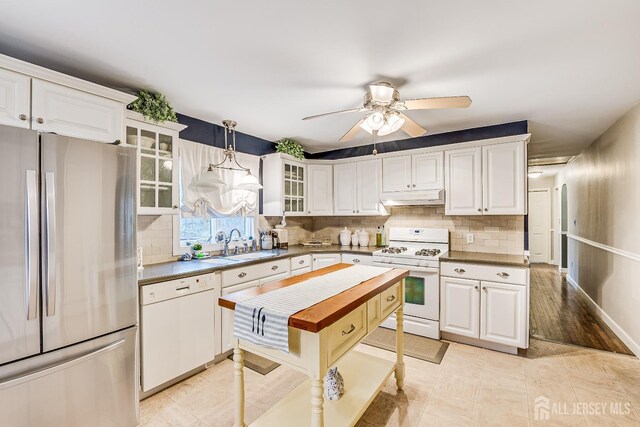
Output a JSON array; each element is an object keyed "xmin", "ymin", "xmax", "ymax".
[{"xmin": 529, "ymin": 264, "xmax": 634, "ymax": 355}]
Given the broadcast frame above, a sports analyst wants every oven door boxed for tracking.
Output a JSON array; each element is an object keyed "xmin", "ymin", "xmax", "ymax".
[{"xmin": 402, "ymin": 267, "xmax": 440, "ymax": 321}]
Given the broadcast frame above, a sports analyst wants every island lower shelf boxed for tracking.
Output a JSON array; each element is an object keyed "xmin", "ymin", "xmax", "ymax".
[{"xmin": 250, "ymin": 350, "xmax": 395, "ymax": 427}]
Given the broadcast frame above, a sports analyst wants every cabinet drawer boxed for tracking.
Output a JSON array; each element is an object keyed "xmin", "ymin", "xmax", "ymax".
[
  {"xmin": 441, "ymin": 262, "xmax": 527, "ymax": 286},
  {"xmin": 341, "ymin": 253, "xmax": 373, "ymax": 265},
  {"xmin": 327, "ymin": 303, "xmax": 367, "ymax": 365},
  {"xmin": 380, "ymin": 282, "xmax": 401, "ymax": 319},
  {"xmin": 367, "ymin": 295, "xmax": 381, "ymax": 331},
  {"xmin": 222, "ymin": 258, "xmax": 290, "ymax": 287},
  {"xmin": 290, "ymin": 254, "xmax": 311, "ymax": 270},
  {"xmin": 291, "ymin": 266, "xmax": 311, "ymax": 277}
]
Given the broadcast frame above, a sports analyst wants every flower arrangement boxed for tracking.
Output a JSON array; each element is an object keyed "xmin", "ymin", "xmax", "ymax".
[
  {"xmin": 275, "ymin": 138, "xmax": 305, "ymax": 160},
  {"xmin": 128, "ymin": 90, "xmax": 178, "ymax": 123}
]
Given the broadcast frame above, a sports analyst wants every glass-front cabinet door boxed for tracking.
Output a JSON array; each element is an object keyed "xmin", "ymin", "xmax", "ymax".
[
  {"xmin": 126, "ymin": 112, "xmax": 186, "ymax": 215},
  {"xmin": 283, "ymin": 160, "xmax": 306, "ymax": 215}
]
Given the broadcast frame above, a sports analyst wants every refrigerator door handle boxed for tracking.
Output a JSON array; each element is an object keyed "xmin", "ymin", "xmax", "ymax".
[
  {"xmin": 45, "ymin": 171, "xmax": 57, "ymax": 317},
  {"xmin": 25, "ymin": 170, "xmax": 39, "ymax": 320},
  {"xmin": 0, "ymin": 338, "xmax": 126, "ymax": 391}
]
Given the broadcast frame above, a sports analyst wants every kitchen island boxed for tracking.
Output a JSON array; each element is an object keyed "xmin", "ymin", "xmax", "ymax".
[{"xmin": 218, "ymin": 263, "xmax": 409, "ymax": 427}]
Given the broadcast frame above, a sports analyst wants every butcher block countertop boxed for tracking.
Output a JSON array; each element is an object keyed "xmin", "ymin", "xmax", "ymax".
[{"xmin": 218, "ymin": 263, "xmax": 409, "ymax": 333}]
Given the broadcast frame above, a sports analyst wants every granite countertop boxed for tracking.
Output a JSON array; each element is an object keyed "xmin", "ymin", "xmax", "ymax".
[
  {"xmin": 439, "ymin": 251, "xmax": 529, "ymax": 268},
  {"xmin": 138, "ymin": 245, "xmax": 379, "ymax": 286}
]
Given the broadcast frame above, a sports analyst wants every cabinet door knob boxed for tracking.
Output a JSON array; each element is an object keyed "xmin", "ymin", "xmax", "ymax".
[
  {"xmin": 477, "ymin": 208, "xmax": 481, "ymax": 212},
  {"xmin": 299, "ymin": 260, "xmax": 305, "ymax": 264},
  {"xmin": 353, "ymin": 259, "xmax": 360, "ymax": 263},
  {"xmin": 357, "ymin": 210, "xmax": 360, "ymax": 213},
  {"xmin": 454, "ymin": 268, "xmax": 465, "ymax": 274},
  {"xmin": 172, "ymin": 205, "xmax": 178, "ymax": 209},
  {"xmin": 406, "ymin": 184, "xmax": 410, "ymax": 188},
  {"xmin": 19, "ymin": 114, "xmax": 27, "ymax": 121},
  {"xmin": 484, "ymin": 208, "xmax": 488, "ymax": 212},
  {"xmin": 497, "ymin": 272, "xmax": 510, "ymax": 278},
  {"xmin": 36, "ymin": 117, "xmax": 44, "ymax": 124},
  {"xmin": 482, "ymin": 286, "xmax": 487, "ymax": 292},
  {"xmin": 238, "ymin": 272, "xmax": 247, "ymax": 278},
  {"xmin": 412, "ymin": 184, "xmax": 416, "ymax": 187},
  {"xmin": 271, "ymin": 265, "xmax": 278, "ymax": 270},
  {"xmin": 352, "ymin": 210, "xmax": 356, "ymax": 213},
  {"xmin": 474, "ymin": 285, "xmax": 479, "ymax": 290}
]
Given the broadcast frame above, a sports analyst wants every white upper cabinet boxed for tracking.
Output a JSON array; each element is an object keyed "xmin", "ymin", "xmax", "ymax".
[
  {"xmin": 262, "ymin": 154, "xmax": 308, "ymax": 217},
  {"xmin": 32, "ymin": 79, "xmax": 123, "ymax": 143},
  {"xmin": 307, "ymin": 164, "xmax": 333, "ymax": 215},
  {"xmin": 482, "ymin": 141, "xmax": 525, "ymax": 215},
  {"xmin": 445, "ymin": 139, "xmax": 527, "ymax": 215},
  {"xmin": 333, "ymin": 162, "xmax": 357, "ymax": 215},
  {"xmin": 357, "ymin": 159, "xmax": 383, "ymax": 215},
  {"xmin": 382, "ymin": 151, "xmax": 444, "ymax": 194},
  {"xmin": 0, "ymin": 68, "xmax": 30, "ymax": 129},
  {"xmin": 382, "ymin": 156, "xmax": 411, "ymax": 192},
  {"xmin": 412, "ymin": 152, "xmax": 444, "ymax": 191},
  {"xmin": 445, "ymin": 147, "xmax": 483, "ymax": 215}
]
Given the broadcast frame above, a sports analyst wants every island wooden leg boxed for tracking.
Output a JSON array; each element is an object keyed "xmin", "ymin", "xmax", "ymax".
[
  {"xmin": 310, "ymin": 376, "xmax": 324, "ymax": 427},
  {"xmin": 395, "ymin": 305, "xmax": 405, "ymax": 390},
  {"xmin": 233, "ymin": 342, "xmax": 246, "ymax": 427}
]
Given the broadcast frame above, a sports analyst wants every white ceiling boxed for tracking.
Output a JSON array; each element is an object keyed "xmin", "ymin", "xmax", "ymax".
[{"xmin": 2, "ymin": 1, "xmax": 640, "ymax": 157}]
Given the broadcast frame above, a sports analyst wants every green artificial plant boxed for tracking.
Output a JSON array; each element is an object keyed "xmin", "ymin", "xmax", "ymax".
[
  {"xmin": 129, "ymin": 90, "xmax": 178, "ymax": 123},
  {"xmin": 275, "ymin": 138, "xmax": 305, "ymax": 160}
]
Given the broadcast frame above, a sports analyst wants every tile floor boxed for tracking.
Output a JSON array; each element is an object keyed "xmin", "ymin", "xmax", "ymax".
[{"xmin": 140, "ymin": 339, "xmax": 640, "ymax": 426}]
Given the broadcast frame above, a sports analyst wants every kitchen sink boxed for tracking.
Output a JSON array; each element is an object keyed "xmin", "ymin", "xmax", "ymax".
[
  {"xmin": 199, "ymin": 257, "xmax": 243, "ymax": 266},
  {"xmin": 226, "ymin": 252, "xmax": 282, "ymax": 261}
]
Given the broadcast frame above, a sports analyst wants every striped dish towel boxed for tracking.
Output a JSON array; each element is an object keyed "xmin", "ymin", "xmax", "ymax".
[{"xmin": 233, "ymin": 265, "xmax": 392, "ymax": 353}]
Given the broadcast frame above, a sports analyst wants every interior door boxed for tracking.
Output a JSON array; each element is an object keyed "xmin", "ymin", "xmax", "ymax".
[
  {"xmin": 333, "ymin": 163, "xmax": 357, "ymax": 215},
  {"xmin": 382, "ymin": 156, "xmax": 411, "ymax": 192},
  {"xmin": 445, "ymin": 147, "xmax": 482, "ymax": 215},
  {"xmin": 0, "ymin": 126, "xmax": 40, "ymax": 365},
  {"xmin": 41, "ymin": 134, "xmax": 137, "ymax": 352},
  {"xmin": 528, "ymin": 190, "xmax": 550, "ymax": 263},
  {"xmin": 440, "ymin": 276, "xmax": 480, "ymax": 338},
  {"xmin": 482, "ymin": 141, "xmax": 525, "ymax": 214},
  {"xmin": 412, "ymin": 152, "xmax": 444, "ymax": 191},
  {"xmin": 357, "ymin": 159, "xmax": 382, "ymax": 214},
  {"xmin": 480, "ymin": 281, "xmax": 527, "ymax": 347}
]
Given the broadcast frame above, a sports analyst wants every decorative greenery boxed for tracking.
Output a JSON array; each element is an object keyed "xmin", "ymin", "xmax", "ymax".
[
  {"xmin": 191, "ymin": 243, "xmax": 203, "ymax": 251},
  {"xmin": 129, "ymin": 90, "xmax": 178, "ymax": 123},
  {"xmin": 275, "ymin": 138, "xmax": 305, "ymax": 160}
]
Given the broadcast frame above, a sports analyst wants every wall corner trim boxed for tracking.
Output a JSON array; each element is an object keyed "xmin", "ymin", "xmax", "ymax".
[{"xmin": 566, "ymin": 275, "xmax": 640, "ymax": 357}]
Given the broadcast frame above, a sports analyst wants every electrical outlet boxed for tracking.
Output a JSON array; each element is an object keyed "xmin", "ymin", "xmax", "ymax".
[{"xmin": 466, "ymin": 233, "xmax": 474, "ymax": 244}]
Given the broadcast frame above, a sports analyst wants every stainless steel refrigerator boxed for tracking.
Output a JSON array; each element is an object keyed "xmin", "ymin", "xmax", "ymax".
[{"xmin": 0, "ymin": 125, "xmax": 138, "ymax": 426}]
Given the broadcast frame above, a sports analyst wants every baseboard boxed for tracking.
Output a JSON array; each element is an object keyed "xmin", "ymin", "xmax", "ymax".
[
  {"xmin": 566, "ymin": 275, "xmax": 640, "ymax": 357},
  {"xmin": 441, "ymin": 332, "xmax": 519, "ymax": 355}
]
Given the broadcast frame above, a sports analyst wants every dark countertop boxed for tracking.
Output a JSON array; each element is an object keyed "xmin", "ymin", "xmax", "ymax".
[
  {"xmin": 138, "ymin": 245, "xmax": 378, "ymax": 286},
  {"xmin": 439, "ymin": 251, "xmax": 529, "ymax": 268}
]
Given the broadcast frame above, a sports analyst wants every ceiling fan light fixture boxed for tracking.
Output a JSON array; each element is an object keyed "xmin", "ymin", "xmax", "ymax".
[
  {"xmin": 366, "ymin": 112, "xmax": 385, "ymax": 131},
  {"xmin": 378, "ymin": 114, "xmax": 405, "ymax": 136},
  {"xmin": 528, "ymin": 171, "xmax": 543, "ymax": 179},
  {"xmin": 369, "ymin": 82, "xmax": 395, "ymax": 103}
]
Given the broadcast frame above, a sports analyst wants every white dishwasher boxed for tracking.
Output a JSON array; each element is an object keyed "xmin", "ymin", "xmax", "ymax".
[{"xmin": 140, "ymin": 274, "xmax": 220, "ymax": 392}]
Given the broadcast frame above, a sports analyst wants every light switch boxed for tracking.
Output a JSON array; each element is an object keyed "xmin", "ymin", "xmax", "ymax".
[{"xmin": 466, "ymin": 233, "xmax": 474, "ymax": 244}]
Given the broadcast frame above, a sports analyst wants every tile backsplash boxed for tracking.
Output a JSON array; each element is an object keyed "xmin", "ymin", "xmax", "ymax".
[{"xmin": 138, "ymin": 206, "xmax": 524, "ymax": 266}]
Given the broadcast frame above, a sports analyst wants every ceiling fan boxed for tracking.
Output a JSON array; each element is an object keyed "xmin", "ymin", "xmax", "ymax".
[{"xmin": 302, "ymin": 82, "xmax": 472, "ymax": 142}]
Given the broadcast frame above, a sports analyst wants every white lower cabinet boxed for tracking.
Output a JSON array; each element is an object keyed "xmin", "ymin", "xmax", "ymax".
[
  {"xmin": 440, "ymin": 277, "xmax": 480, "ymax": 339},
  {"xmin": 480, "ymin": 280, "xmax": 527, "ymax": 347},
  {"xmin": 312, "ymin": 253, "xmax": 342, "ymax": 270},
  {"xmin": 291, "ymin": 266, "xmax": 312, "ymax": 276},
  {"xmin": 341, "ymin": 253, "xmax": 372, "ymax": 265},
  {"xmin": 440, "ymin": 261, "xmax": 529, "ymax": 349}
]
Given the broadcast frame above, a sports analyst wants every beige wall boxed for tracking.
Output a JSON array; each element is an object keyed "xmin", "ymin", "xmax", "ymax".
[
  {"xmin": 556, "ymin": 102, "xmax": 640, "ymax": 354},
  {"xmin": 137, "ymin": 215, "xmax": 175, "ymax": 265}
]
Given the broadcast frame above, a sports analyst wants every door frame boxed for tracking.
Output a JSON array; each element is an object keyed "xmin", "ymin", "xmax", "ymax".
[{"xmin": 527, "ymin": 189, "xmax": 551, "ymax": 264}]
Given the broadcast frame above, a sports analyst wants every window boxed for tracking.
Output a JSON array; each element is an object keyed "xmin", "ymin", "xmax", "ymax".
[{"xmin": 178, "ymin": 215, "xmax": 255, "ymax": 249}]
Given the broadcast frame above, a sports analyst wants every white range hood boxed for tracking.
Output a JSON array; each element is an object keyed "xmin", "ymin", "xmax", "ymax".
[{"xmin": 380, "ymin": 189, "xmax": 445, "ymax": 206}]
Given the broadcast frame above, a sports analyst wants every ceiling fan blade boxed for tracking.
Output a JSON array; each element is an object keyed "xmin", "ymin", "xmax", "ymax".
[
  {"xmin": 302, "ymin": 107, "xmax": 363, "ymax": 121},
  {"xmin": 398, "ymin": 113, "xmax": 427, "ymax": 138},
  {"xmin": 339, "ymin": 118, "xmax": 365, "ymax": 142},
  {"xmin": 402, "ymin": 96, "xmax": 472, "ymax": 110}
]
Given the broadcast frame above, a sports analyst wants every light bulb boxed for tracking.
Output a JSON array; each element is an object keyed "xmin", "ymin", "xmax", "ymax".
[{"xmin": 366, "ymin": 112, "xmax": 385, "ymax": 131}]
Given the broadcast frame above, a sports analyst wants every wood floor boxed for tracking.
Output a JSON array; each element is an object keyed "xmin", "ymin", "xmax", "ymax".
[{"xmin": 529, "ymin": 264, "xmax": 634, "ymax": 355}]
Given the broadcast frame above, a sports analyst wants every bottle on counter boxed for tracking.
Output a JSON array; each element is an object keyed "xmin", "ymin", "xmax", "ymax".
[{"xmin": 376, "ymin": 226, "xmax": 383, "ymax": 247}]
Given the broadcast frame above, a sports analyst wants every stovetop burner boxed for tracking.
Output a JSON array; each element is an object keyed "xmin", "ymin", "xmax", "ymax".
[
  {"xmin": 415, "ymin": 248, "xmax": 441, "ymax": 257},
  {"xmin": 381, "ymin": 246, "xmax": 407, "ymax": 254}
]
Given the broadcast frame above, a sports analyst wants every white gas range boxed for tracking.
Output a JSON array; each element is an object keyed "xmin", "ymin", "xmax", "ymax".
[{"xmin": 372, "ymin": 227, "xmax": 449, "ymax": 339}]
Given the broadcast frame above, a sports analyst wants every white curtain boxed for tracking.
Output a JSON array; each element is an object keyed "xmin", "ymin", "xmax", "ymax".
[{"xmin": 179, "ymin": 139, "xmax": 259, "ymax": 218}]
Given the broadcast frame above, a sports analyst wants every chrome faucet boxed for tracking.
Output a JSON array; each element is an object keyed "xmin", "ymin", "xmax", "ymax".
[{"xmin": 223, "ymin": 228, "xmax": 242, "ymax": 256}]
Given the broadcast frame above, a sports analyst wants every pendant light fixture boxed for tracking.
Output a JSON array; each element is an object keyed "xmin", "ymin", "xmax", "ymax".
[{"xmin": 197, "ymin": 120, "xmax": 263, "ymax": 191}]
